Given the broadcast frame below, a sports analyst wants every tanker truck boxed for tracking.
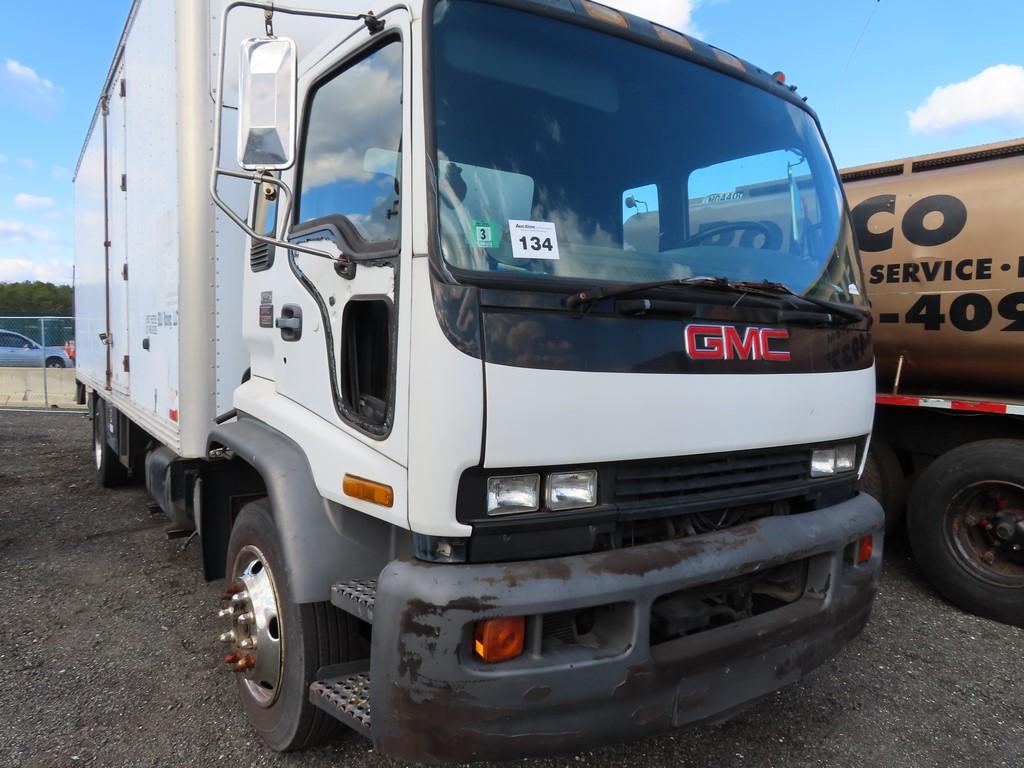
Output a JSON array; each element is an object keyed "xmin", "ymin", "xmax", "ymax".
[{"xmin": 842, "ymin": 139, "xmax": 1024, "ymax": 627}]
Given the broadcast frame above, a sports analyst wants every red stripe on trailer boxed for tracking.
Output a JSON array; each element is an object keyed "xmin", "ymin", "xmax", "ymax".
[
  {"xmin": 876, "ymin": 395, "xmax": 1013, "ymax": 414},
  {"xmin": 876, "ymin": 395, "xmax": 923, "ymax": 407},
  {"xmin": 950, "ymin": 400, "xmax": 1007, "ymax": 414}
]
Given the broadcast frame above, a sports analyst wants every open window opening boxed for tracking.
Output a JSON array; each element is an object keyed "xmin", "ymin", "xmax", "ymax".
[{"xmin": 340, "ymin": 299, "xmax": 392, "ymax": 428}]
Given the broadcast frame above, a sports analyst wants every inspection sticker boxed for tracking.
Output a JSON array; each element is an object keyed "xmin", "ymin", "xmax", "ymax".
[
  {"xmin": 471, "ymin": 220, "xmax": 498, "ymax": 248},
  {"xmin": 509, "ymin": 220, "xmax": 560, "ymax": 260}
]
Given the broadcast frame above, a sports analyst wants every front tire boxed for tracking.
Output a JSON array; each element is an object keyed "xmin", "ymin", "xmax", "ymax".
[
  {"xmin": 46, "ymin": 357, "xmax": 66, "ymax": 368},
  {"xmin": 224, "ymin": 500, "xmax": 362, "ymax": 751},
  {"xmin": 908, "ymin": 440, "xmax": 1024, "ymax": 626}
]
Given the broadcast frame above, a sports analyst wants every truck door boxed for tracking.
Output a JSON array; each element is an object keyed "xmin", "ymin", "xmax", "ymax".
[
  {"xmin": 268, "ymin": 14, "xmax": 411, "ymax": 467},
  {"xmin": 105, "ymin": 63, "xmax": 131, "ymax": 395}
]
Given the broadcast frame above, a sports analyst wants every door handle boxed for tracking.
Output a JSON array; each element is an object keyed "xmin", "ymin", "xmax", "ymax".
[{"xmin": 275, "ymin": 304, "xmax": 303, "ymax": 342}]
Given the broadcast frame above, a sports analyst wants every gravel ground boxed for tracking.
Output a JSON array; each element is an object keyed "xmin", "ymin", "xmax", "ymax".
[{"xmin": 1, "ymin": 411, "xmax": 1021, "ymax": 768}]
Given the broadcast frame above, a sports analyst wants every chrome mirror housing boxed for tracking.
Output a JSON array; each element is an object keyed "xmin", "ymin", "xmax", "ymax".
[{"xmin": 237, "ymin": 37, "xmax": 297, "ymax": 170}]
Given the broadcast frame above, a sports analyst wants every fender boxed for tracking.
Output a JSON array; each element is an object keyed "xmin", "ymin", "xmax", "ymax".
[{"xmin": 205, "ymin": 414, "xmax": 408, "ymax": 603}]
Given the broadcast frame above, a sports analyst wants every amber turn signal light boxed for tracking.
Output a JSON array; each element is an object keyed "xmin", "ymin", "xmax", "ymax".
[
  {"xmin": 474, "ymin": 617, "xmax": 525, "ymax": 663},
  {"xmin": 857, "ymin": 535, "xmax": 873, "ymax": 564},
  {"xmin": 343, "ymin": 474, "xmax": 394, "ymax": 508}
]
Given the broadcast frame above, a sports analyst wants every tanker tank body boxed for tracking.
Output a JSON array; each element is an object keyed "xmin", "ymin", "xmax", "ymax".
[{"xmin": 842, "ymin": 138, "xmax": 1024, "ymax": 627}]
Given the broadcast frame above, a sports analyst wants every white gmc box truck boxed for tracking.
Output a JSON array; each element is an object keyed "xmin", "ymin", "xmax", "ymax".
[{"xmin": 73, "ymin": 0, "xmax": 884, "ymax": 760}]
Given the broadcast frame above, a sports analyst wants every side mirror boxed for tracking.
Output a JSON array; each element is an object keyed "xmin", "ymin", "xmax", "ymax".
[{"xmin": 237, "ymin": 37, "xmax": 297, "ymax": 170}]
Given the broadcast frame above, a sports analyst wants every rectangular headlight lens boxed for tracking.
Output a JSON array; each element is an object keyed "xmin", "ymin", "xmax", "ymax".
[
  {"xmin": 811, "ymin": 443, "xmax": 858, "ymax": 478},
  {"xmin": 811, "ymin": 448, "xmax": 836, "ymax": 477},
  {"xmin": 486, "ymin": 474, "xmax": 540, "ymax": 516},
  {"xmin": 835, "ymin": 443, "xmax": 858, "ymax": 473},
  {"xmin": 546, "ymin": 470, "xmax": 598, "ymax": 511}
]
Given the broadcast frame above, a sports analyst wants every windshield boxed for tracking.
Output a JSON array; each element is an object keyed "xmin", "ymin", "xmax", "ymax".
[{"xmin": 431, "ymin": 0, "xmax": 864, "ymax": 305}]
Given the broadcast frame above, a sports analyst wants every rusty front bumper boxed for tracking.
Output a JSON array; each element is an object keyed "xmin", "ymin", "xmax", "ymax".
[{"xmin": 369, "ymin": 493, "xmax": 884, "ymax": 763}]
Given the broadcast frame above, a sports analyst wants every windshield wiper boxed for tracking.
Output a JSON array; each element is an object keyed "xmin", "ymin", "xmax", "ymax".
[
  {"xmin": 727, "ymin": 280, "xmax": 870, "ymax": 325},
  {"xmin": 565, "ymin": 277, "xmax": 702, "ymax": 311},
  {"xmin": 566, "ymin": 276, "xmax": 869, "ymax": 325}
]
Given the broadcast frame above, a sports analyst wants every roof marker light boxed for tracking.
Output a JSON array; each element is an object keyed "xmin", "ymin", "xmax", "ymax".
[
  {"xmin": 712, "ymin": 47, "xmax": 746, "ymax": 72},
  {"xmin": 773, "ymin": 70, "xmax": 787, "ymax": 84},
  {"xmin": 581, "ymin": 0, "xmax": 629, "ymax": 28},
  {"xmin": 654, "ymin": 25, "xmax": 694, "ymax": 52}
]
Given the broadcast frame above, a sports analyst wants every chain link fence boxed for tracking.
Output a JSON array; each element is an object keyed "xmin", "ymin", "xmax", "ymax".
[{"xmin": 0, "ymin": 316, "xmax": 82, "ymax": 409}]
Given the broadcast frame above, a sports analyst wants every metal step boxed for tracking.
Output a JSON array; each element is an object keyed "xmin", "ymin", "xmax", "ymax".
[
  {"xmin": 330, "ymin": 578, "xmax": 376, "ymax": 623},
  {"xmin": 310, "ymin": 671, "xmax": 372, "ymax": 738}
]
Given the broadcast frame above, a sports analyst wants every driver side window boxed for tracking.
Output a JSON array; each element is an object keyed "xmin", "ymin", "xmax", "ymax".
[{"xmin": 295, "ymin": 39, "xmax": 403, "ymax": 246}]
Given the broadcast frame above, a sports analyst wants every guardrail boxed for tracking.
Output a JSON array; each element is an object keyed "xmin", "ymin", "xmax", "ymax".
[{"xmin": 0, "ymin": 316, "xmax": 82, "ymax": 410}]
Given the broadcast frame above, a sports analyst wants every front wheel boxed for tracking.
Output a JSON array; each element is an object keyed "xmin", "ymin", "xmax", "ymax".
[
  {"xmin": 908, "ymin": 440, "xmax": 1024, "ymax": 626},
  {"xmin": 221, "ymin": 499, "xmax": 363, "ymax": 751},
  {"xmin": 45, "ymin": 357, "xmax": 66, "ymax": 368}
]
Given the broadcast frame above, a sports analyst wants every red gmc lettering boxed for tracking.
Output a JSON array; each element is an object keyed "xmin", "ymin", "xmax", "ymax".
[{"xmin": 684, "ymin": 324, "xmax": 791, "ymax": 362}]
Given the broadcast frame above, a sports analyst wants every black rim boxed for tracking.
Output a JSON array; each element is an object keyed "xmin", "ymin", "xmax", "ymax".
[{"xmin": 943, "ymin": 481, "xmax": 1024, "ymax": 588}]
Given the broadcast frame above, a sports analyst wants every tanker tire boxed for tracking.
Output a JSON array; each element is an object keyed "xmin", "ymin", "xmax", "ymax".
[
  {"xmin": 226, "ymin": 499, "xmax": 362, "ymax": 751},
  {"xmin": 93, "ymin": 397, "xmax": 128, "ymax": 488},
  {"xmin": 908, "ymin": 440, "xmax": 1024, "ymax": 627},
  {"xmin": 860, "ymin": 437, "xmax": 907, "ymax": 535}
]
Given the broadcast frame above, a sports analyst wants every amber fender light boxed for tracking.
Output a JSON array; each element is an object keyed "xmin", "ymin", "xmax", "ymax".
[{"xmin": 474, "ymin": 617, "xmax": 526, "ymax": 663}]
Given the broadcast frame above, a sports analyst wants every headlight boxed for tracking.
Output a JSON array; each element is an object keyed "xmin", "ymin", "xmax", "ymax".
[
  {"xmin": 811, "ymin": 443, "xmax": 858, "ymax": 478},
  {"xmin": 546, "ymin": 470, "xmax": 598, "ymax": 511},
  {"xmin": 486, "ymin": 474, "xmax": 540, "ymax": 516}
]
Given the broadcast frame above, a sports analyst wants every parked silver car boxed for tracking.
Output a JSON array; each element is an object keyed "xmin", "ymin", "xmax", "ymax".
[{"xmin": 0, "ymin": 329, "xmax": 74, "ymax": 368}]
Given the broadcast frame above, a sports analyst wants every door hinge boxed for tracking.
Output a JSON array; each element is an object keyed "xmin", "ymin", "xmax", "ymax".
[
  {"xmin": 122, "ymin": 355, "xmax": 130, "ymax": 373},
  {"xmin": 120, "ymin": 174, "xmax": 127, "ymax": 192},
  {"xmin": 121, "ymin": 263, "xmax": 128, "ymax": 281},
  {"xmin": 119, "ymin": 78, "xmax": 127, "ymax": 98}
]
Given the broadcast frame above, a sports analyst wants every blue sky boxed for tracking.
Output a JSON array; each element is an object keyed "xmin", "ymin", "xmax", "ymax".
[{"xmin": 0, "ymin": 0, "xmax": 1022, "ymax": 284}]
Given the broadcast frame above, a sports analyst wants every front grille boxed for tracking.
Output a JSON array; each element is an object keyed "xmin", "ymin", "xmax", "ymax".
[{"xmin": 614, "ymin": 448, "xmax": 810, "ymax": 505}]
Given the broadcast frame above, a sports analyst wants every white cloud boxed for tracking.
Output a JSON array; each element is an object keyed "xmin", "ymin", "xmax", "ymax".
[
  {"xmin": 1, "ymin": 59, "xmax": 58, "ymax": 117},
  {"xmin": 0, "ymin": 219, "xmax": 58, "ymax": 245},
  {"xmin": 0, "ymin": 257, "xmax": 72, "ymax": 284},
  {"xmin": 603, "ymin": 0, "xmax": 701, "ymax": 33},
  {"xmin": 14, "ymin": 193, "xmax": 55, "ymax": 211},
  {"xmin": 17, "ymin": 158, "xmax": 34, "ymax": 169},
  {"xmin": 908, "ymin": 64, "xmax": 1024, "ymax": 135}
]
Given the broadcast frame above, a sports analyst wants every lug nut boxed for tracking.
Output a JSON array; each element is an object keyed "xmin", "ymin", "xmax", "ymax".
[
  {"xmin": 218, "ymin": 631, "xmax": 235, "ymax": 644},
  {"xmin": 221, "ymin": 580, "xmax": 246, "ymax": 599},
  {"xmin": 230, "ymin": 591, "xmax": 250, "ymax": 605},
  {"xmin": 982, "ymin": 550, "xmax": 996, "ymax": 565},
  {"xmin": 239, "ymin": 638, "xmax": 255, "ymax": 650},
  {"xmin": 217, "ymin": 607, "xmax": 235, "ymax": 619},
  {"xmin": 235, "ymin": 655, "xmax": 256, "ymax": 672},
  {"xmin": 236, "ymin": 612, "xmax": 254, "ymax": 626},
  {"xmin": 964, "ymin": 513, "xmax": 979, "ymax": 527}
]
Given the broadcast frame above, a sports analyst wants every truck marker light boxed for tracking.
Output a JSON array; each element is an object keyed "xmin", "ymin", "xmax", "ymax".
[
  {"xmin": 857, "ymin": 535, "xmax": 873, "ymax": 564},
  {"xmin": 343, "ymin": 474, "xmax": 395, "ymax": 508},
  {"xmin": 474, "ymin": 617, "xmax": 526, "ymax": 663},
  {"xmin": 654, "ymin": 25, "xmax": 694, "ymax": 52},
  {"xmin": 580, "ymin": 1, "xmax": 629, "ymax": 28},
  {"xmin": 684, "ymin": 324, "xmax": 791, "ymax": 362}
]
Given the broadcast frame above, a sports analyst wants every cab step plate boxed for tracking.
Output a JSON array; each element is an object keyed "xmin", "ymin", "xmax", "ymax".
[
  {"xmin": 330, "ymin": 578, "xmax": 376, "ymax": 623},
  {"xmin": 310, "ymin": 671, "xmax": 372, "ymax": 738}
]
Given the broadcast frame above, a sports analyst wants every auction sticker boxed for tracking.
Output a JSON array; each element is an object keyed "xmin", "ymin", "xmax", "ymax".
[{"xmin": 509, "ymin": 220, "xmax": 560, "ymax": 260}]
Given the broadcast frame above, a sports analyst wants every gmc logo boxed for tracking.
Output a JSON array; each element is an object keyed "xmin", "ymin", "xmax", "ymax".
[{"xmin": 684, "ymin": 324, "xmax": 791, "ymax": 362}]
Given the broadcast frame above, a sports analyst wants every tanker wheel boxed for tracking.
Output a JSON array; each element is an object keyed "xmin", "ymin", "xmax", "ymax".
[
  {"xmin": 220, "ymin": 499, "xmax": 363, "ymax": 751},
  {"xmin": 908, "ymin": 440, "xmax": 1024, "ymax": 627},
  {"xmin": 860, "ymin": 437, "xmax": 907, "ymax": 535}
]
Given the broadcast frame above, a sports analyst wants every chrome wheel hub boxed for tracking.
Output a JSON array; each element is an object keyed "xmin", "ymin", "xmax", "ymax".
[{"xmin": 219, "ymin": 545, "xmax": 283, "ymax": 707}]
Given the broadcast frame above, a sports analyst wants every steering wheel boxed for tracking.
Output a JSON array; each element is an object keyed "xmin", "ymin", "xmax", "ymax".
[{"xmin": 681, "ymin": 221, "xmax": 774, "ymax": 249}]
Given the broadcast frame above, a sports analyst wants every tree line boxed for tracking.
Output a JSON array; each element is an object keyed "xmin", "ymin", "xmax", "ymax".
[{"xmin": 0, "ymin": 281, "xmax": 74, "ymax": 315}]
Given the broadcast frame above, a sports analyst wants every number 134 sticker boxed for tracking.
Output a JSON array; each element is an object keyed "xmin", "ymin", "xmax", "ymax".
[{"xmin": 509, "ymin": 220, "xmax": 560, "ymax": 260}]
